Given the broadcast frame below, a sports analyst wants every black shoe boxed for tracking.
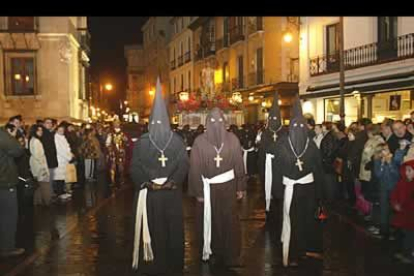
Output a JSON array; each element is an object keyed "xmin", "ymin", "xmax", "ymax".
[{"xmin": 0, "ymin": 248, "xmax": 25, "ymax": 257}]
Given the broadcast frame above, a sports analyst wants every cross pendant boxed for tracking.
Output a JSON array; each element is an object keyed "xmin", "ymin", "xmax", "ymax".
[
  {"xmin": 158, "ymin": 151, "xmax": 168, "ymax": 167},
  {"xmin": 214, "ymin": 153, "xmax": 223, "ymax": 168},
  {"xmin": 273, "ymin": 133, "xmax": 277, "ymax": 142},
  {"xmin": 295, "ymin": 158, "xmax": 304, "ymax": 171}
]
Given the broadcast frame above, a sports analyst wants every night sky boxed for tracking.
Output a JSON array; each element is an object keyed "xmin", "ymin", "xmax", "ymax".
[{"xmin": 88, "ymin": 16, "xmax": 148, "ymax": 112}]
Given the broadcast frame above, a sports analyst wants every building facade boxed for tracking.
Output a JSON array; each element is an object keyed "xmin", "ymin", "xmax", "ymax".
[
  {"xmin": 299, "ymin": 17, "xmax": 414, "ymax": 125},
  {"xmin": 0, "ymin": 16, "xmax": 90, "ymax": 123},
  {"xmin": 169, "ymin": 17, "xmax": 195, "ymax": 103},
  {"xmin": 140, "ymin": 17, "xmax": 172, "ymax": 120},
  {"xmin": 124, "ymin": 44, "xmax": 145, "ymax": 117},
  {"xmin": 189, "ymin": 16, "xmax": 299, "ymax": 124}
]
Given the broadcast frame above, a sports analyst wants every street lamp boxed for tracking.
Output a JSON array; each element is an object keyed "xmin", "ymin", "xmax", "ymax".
[
  {"xmin": 283, "ymin": 17, "xmax": 300, "ymax": 83},
  {"xmin": 104, "ymin": 83, "xmax": 113, "ymax": 91},
  {"xmin": 149, "ymin": 89, "xmax": 155, "ymax": 96},
  {"xmin": 283, "ymin": 17, "xmax": 300, "ymax": 44},
  {"xmin": 283, "ymin": 31, "xmax": 293, "ymax": 43}
]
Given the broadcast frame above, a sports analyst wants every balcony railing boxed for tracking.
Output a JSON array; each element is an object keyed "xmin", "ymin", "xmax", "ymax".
[
  {"xmin": 216, "ymin": 35, "xmax": 230, "ymax": 51},
  {"xmin": 177, "ymin": 55, "xmax": 184, "ymax": 67},
  {"xmin": 248, "ymin": 70, "xmax": 265, "ymax": 86},
  {"xmin": 310, "ymin": 33, "xmax": 414, "ymax": 77},
  {"xmin": 193, "ymin": 41, "xmax": 215, "ymax": 62},
  {"xmin": 247, "ymin": 17, "xmax": 264, "ymax": 35},
  {"xmin": 230, "ymin": 25, "xmax": 245, "ymax": 45},
  {"xmin": 170, "ymin": 59, "xmax": 176, "ymax": 70},
  {"xmin": 202, "ymin": 41, "xmax": 216, "ymax": 57},
  {"xmin": 184, "ymin": 51, "xmax": 191, "ymax": 63}
]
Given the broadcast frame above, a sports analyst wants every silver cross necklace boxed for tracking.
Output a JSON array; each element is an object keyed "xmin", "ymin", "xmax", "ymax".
[
  {"xmin": 288, "ymin": 137, "xmax": 309, "ymax": 172},
  {"xmin": 213, "ymin": 143, "xmax": 224, "ymax": 168},
  {"xmin": 149, "ymin": 132, "xmax": 174, "ymax": 167}
]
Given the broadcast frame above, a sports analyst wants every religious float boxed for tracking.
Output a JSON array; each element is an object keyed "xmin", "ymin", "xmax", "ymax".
[{"xmin": 174, "ymin": 63, "xmax": 245, "ymax": 128}]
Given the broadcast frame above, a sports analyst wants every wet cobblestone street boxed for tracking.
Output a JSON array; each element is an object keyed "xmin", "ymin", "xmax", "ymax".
[{"xmin": 0, "ymin": 176, "xmax": 412, "ymax": 276}]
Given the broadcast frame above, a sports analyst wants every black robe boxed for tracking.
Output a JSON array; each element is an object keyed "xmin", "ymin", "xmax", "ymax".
[
  {"xmin": 240, "ymin": 128, "xmax": 258, "ymax": 176},
  {"xmin": 257, "ymin": 127, "xmax": 288, "ymax": 230},
  {"xmin": 188, "ymin": 132, "xmax": 246, "ymax": 266},
  {"xmin": 272, "ymin": 135, "xmax": 324, "ymax": 260},
  {"xmin": 257, "ymin": 127, "xmax": 288, "ymax": 185},
  {"xmin": 130, "ymin": 132, "xmax": 189, "ymax": 275}
]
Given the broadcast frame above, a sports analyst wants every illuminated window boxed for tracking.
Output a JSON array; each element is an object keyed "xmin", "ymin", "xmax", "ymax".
[{"xmin": 10, "ymin": 57, "xmax": 35, "ymax": 95}]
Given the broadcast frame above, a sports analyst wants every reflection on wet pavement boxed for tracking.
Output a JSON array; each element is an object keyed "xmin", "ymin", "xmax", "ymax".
[{"xmin": 1, "ymin": 175, "xmax": 413, "ymax": 276}]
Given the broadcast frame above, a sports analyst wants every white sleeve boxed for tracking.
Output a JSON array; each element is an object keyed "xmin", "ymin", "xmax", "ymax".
[{"xmin": 106, "ymin": 134, "xmax": 112, "ymax": 147}]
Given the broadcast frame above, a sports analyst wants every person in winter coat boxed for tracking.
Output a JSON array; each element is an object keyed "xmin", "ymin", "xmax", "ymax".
[
  {"xmin": 359, "ymin": 124, "xmax": 384, "ymax": 203},
  {"xmin": 391, "ymin": 157, "xmax": 414, "ymax": 264},
  {"xmin": 29, "ymin": 124, "xmax": 51, "ymax": 206},
  {"xmin": 79, "ymin": 128, "xmax": 102, "ymax": 182},
  {"xmin": 373, "ymin": 143, "xmax": 404, "ymax": 239},
  {"xmin": 65, "ymin": 123, "xmax": 85, "ymax": 188},
  {"xmin": 40, "ymin": 118, "xmax": 58, "ymax": 195},
  {"xmin": 0, "ymin": 125, "xmax": 25, "ymax": 257},
  {"xmin": 349, "ymin": 119, "xmax": 371, "ymax": 180},
  {"xmin": 333, "ymin": 122, "xmax": 348, "ymax": 199},
  {"xmin": 15, "ymin": 133, "xmax": 33, "ymax": 215},
  {"xmin": 320, "ymin": 121, "xmax": 338, "ymax": 202},
  {"xmin": 313, "ymin": 124, "xmax": 324, "ymax": 149},
  {"xmin": 54, "ymin": 123, "xmax": 74, "ymax": 201},
  {"xmin": 381, "ymin": 118, "xmax": 399, "ymax": 154}
]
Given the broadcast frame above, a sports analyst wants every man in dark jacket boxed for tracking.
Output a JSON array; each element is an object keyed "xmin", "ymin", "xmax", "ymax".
[
  {"xmin": 320, "ymin": 122, "xmax": 338, "ymax": 202},
  {"xmin": 348, "ymin": 118, "xmax": 371, "ymax": 178},
  {"xmin": 0, "ymin": 126, "xmax": 25, "ymax": 257},
  {"xmin": 8, "ymin": 115, "xmax": 26, "ymax": 138},
  {"xmin": 381, "ymin": 118, "xmax": 399, "ymax": 154},
  {"xmin": 41, "ymin": 118, "xmax": 58, "ymax": 194},
  {"xmin": 392, "ymin": 120, "xmax": 413, "ymax": 150}
]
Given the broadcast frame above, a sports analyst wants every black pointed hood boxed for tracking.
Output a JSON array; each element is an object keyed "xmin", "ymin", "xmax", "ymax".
[
  {"xmin": 289, "ymin": 96, "xmax": 308, "ymax": 154},
  {"xmin": 206, "ymin": 107, "xmax": 227, "ymax": 148},
  {"xmin": 149, "ymin": 77, "xmax": 172, "ymax": 147},
  {"xmin": 267, "ymin": 91, "xmax": 282, "ymax": 131}
]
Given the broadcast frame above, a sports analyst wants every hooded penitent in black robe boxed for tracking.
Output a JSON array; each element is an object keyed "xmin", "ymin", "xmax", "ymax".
[
  {"xmin": 188, "ymin": 108, "xmax": 246, "ymax": 267},
  {"xmin": 130, "ymin": 78, "xmax": 189, "ymax": 275},
  {"xmin": 272, "ymin": 98, "xmax": 324, "ymax": 266},
  {"xmin": 240, "ymin": 124, "xmax": 258, "ymax": 176},
  {"xmin": 257, "ymin": 92, "xmax": 287, "ymax": 227}
]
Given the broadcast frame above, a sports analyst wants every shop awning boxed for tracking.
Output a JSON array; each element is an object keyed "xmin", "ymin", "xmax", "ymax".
[
  {"xmin": 236, "ymin": 82, "xmax": 298, "ymax": 98},
  {"xmin": 302, "ymin": 71, "xmax": 414, "ymax": 99}
]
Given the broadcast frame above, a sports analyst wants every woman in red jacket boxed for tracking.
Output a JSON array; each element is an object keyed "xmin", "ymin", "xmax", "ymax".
[{"xmin": 391, "ymin": 158, "xmax": 414, "ymax": 263}]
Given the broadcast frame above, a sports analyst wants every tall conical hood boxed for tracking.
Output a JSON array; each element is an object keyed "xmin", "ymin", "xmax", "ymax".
[
  {"xmin": 289, "ymin": 96, "xmax": 308, "ymax": 154},
  {"xmin": 149, "ymin": 77, "xmax": 172, "ymax": 148},
  {"xmin": 267, "ymin": 91, "xmax": 282, "ymax": 130},
  {"xmin": 291, "ymin": 95, "xmax": 304, "ymax": 119}
]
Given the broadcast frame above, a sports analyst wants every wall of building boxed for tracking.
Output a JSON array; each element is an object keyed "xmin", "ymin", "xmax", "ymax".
[{"xmin": 0, "ymin": 17, "xmax": 89, "ymax": 123}]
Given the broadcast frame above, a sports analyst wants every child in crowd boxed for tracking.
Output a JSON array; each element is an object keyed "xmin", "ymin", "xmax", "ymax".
[
  {"xmin": 372, "ymin": 143, "xmax": 401, "ymax": 239},
  {"xmin": 391, "ymin": 154, "xmax": 414, "ymax": 264}
]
